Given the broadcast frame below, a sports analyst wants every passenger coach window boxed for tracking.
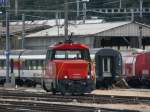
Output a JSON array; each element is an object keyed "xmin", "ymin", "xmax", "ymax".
[
  {"xmin": 24, "ymin": 60, "xmax": 44, "ymax": 70},
  {"xmin": 38, "ymin": 60, "xmax": 44, "ymax": 69},
  {"xmin": 0, "ymin": 61, "xmax": 1, "ymax": 69},
  {"xmin": 35, "ymin": 60, "xmax": 38, "ymax": 70},
  {"xmin": 0, "ymin": 60, "xmax": 5, "ymax": 69},
  {"xmin": 24, "ymin": 60, "xmax": 29, "ymax": 70},
  {"xmin": 32, "ymin": 60, "xmax": 36, "ymax": 70},
  {"xmin": 0, "ymin": 60, "xmax": 3, "ymax": 69},
  {"xmin": 29, "ymin": 60, "xmax": 32, "ymax": 70},
  {"xmin": 36, "ymin": 60, "xmax": 40, "ymax": 69}
]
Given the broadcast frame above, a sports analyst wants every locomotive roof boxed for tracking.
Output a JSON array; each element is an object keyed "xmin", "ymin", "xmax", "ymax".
[
  {"xmin": 48, "ymin": 42, "xmax": 89, "ymax": 50},
  {"xmin": 27, "ymin": 21, "xmax": 130, "ymax": 37}
]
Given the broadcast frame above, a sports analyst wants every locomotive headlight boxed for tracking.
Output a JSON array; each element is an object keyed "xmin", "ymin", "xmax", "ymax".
[
  {"xmin": 87, "ymin": 75, "xmax": 90, "ymax": 79},
  {"xmin": 64, "ymin": 75, "xmax": 68, "ymax": 79}
]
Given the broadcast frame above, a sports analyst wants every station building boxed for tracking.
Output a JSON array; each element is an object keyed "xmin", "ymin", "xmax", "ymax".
[
  {"xmin": 25, "ymin": 21, "xmax": 150, "ymax": 50},
  {"xmin": 1, "ymin": 20, "xmax": 150, "ymax": 51}
]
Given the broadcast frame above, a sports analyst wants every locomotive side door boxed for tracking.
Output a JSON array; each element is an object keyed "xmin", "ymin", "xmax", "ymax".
[{"xmin": 102, "ymin": 57, "xmax": 111, "ymax": 77}]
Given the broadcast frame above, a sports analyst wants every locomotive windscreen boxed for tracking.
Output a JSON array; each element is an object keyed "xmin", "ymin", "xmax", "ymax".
[{"xmin": 46, "ymin": 49, "xmax": 91, "ymax": 61}]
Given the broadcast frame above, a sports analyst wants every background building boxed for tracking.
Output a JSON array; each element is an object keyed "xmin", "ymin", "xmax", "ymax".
[{"xmin": 25, "ymin": 21, "xmax": 150, "ymax": 50}]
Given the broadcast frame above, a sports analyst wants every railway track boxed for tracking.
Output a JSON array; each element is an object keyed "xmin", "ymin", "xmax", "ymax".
[
  {"xmin": 0, "ymin": 100, "xmax": 140, "ymax": 112},
  {"xmin": 0, "ymin": 89, "xmax": 146, "ymax": 111},
  {"xmin": 0, "ymin": 100, "xmax": 95, "ymax": 112},
  {"xmin": 0, "ymin": 89, "xmax": 150, "ymax": 105}
]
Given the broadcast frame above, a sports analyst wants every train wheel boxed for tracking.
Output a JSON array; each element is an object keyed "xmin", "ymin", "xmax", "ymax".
[
  {"xmin": 61, "ymin": 91, "xmax": 66, "ymax": 96},
  {"xmin": 60, "ymin": 87, "xmax": 66, "ymax": 96},
  {"xmin": 51, "ymin": 83, "xmax": 56, "ymax": 95},
  {"xmin": 16, "ymin": 79, "xmax": 24, "ymax": 86},
  {"xmin": 0, "ymin": 79, "xmax": 5, "ymax": 85},
  {"xmin": 43, "ymin": 81, "xmax": 50, "ymax": 92},
  {"xmin": 142, "ymin": 80, "xmax": 150, "ymax": 89},
  {"xmin": 72, "ymin": 92, "xmax": 84, "ymax": 96}
]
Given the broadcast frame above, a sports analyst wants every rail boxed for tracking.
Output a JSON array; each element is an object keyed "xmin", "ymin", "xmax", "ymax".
[{"xmin": 0, "ymin": 89, "xmax": 149, "ymax": 105}]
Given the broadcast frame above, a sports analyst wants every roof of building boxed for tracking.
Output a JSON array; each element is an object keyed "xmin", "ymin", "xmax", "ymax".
[
  {"xmin": 25, "ymin": 20, "xmax": 150, "ymax": 38},
  {"xmin": 26, "ymin": 21, "xmax": 131, "ymax": 38},
  {"xmin": 0, "ymin": 22, "xmax": 50, "ymax": 37},
  {"xmin": 0, "ymin": 19, "xmax": 104, "ymax": 37},
  {"xmin": 10, "ymin": 19, "xmax": 64, "ymax": 26}
]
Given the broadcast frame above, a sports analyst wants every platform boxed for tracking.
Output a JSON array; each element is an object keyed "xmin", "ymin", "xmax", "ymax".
[{"xmin": 92, "ymin": 89, "xmax": 150, "ymax": 98}]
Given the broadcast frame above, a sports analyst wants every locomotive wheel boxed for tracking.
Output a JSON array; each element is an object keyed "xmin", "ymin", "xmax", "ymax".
[
  {"xmin": 61, "ymin": 90, "xmax": 66, "ymax": 96},
  {"xmin": 60, "ymin": 87, "xmax": 66, "ymax": 96},
  {"xmin": 43, "ymin": 81, "xmax": 50, "ymax": 92},
  {"xmin": 51, "ymin": 83, "xmax": 56, "ymax": 95},
  {"xmin": 15, "ymin": 78, "xmax": 24, "ymax": 86},
  {"xmin": 72, "ymin": 92, "xmax": 84, "ymax": 96}
]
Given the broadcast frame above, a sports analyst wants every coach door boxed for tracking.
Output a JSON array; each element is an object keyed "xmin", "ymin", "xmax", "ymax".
[{"xmin": 102, "ymin": 57, "xmax": 111, "ymax": 77}]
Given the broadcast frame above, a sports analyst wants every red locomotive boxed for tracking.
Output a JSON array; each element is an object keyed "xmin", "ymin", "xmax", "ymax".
[
  {"xmin": 122, "ymin": 50, "xmax": 150, "ymax": 87},
  {"xmin": 42, "ymin": 40, "xmax": 95, "ymax": 95}
]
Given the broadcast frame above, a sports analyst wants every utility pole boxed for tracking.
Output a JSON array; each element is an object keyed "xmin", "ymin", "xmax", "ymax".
[
  {"xmin": 55, "ymin": 11, "xmax": 59, "ymax": 25},
  {"xmin": 64, "ymin": 0, "xmax": 68, "ymax": 39},
  {"xmin": 76, "ymin": 0, "xmax": 80, "ymax": 19},
  {"xmin": 82, "ymin": 1, "xmax": 86, "ymax": 23},
  {"xmin": 139, "ymin": 26, "xmax": 143, "ymax": 49},
  {"xmin": 5, "ymin": 11, "xmax": 10, "ymax": 84},
  {"xmin": 131, "ymin": 9, "xmax": 134, "ymax": 21},
  {"xmin": 82, "ymin": 0, "xmax": 89, "ymax": 23},
  {"xmin": 55, "ymin": 10, "xmax": 60, "ymax": 37},
  {"xmin": 22, "ymin": 14, "xmax": 25, "ymax": 49},
  {"xmin": 15, "ymin": 0, "xmax": 18, "ymax": 16},
  {"xmin": 119, "ymin": 0, "xmax": 122, "ymax": 8},
  {"xmin": 139, "ymin": 0, "xmax": 143, "ymax": 18}
]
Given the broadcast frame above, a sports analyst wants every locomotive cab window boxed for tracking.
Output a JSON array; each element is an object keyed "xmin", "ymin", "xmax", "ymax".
[
  {"xmin": 46, "ymin": 49, "xmax": 54, "ymax": 60},
  {"xmin": 46, "ymin": 49, "xmax": 91, "ymax": 61},
  {"xmin": 54, "ymin": 50, "xmax": 82, "ymax": 59},
  {"xmin": 81, "ymin": 49, "xmax": 91, "ymax": 61}
]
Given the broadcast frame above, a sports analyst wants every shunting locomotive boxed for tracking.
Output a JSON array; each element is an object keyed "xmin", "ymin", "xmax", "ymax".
[{"xmin": 43, "ymin": 40, "xmax": 95, "ymax": 95}]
